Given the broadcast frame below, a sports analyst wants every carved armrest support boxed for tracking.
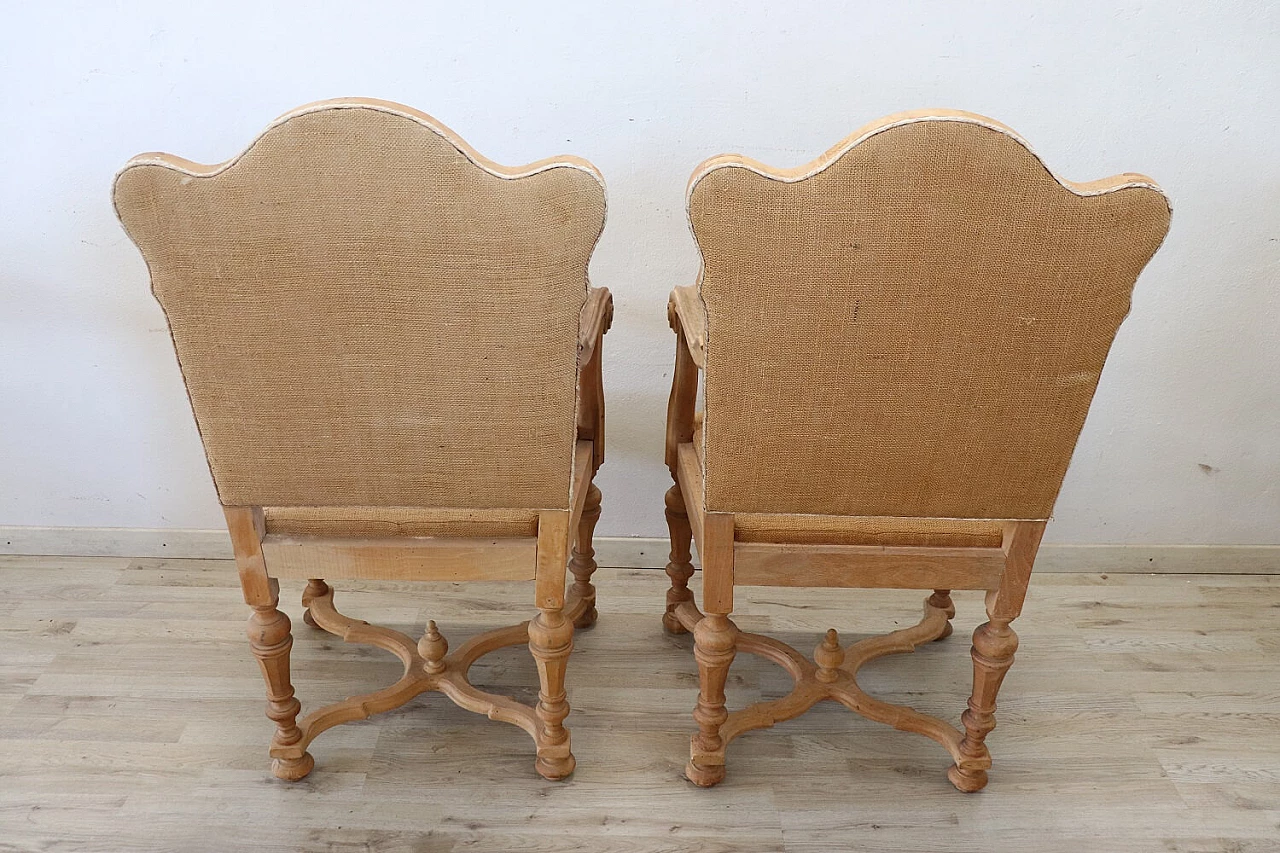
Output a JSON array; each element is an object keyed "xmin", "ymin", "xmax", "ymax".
[
  {"xmin": 577, "ymin": 287, "xmax": 612, "ymax": 469},
  {"xmin": 665, "ymin": 285, "xmax": 705, "ymax": 471},
  {"xmin": 578, "ymin": 287, "xmax": 614, "ymax": 364},
  {"xmin": 668, "ymin": 284, "xmax": 707, "ymax": 369}
]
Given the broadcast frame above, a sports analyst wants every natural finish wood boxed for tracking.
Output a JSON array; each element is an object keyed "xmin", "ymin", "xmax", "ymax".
[
  {"xmin": 675, "ymin": 443, "xmax": 706, "ymax": 555},
  {"xmin": 662, "ymin": 484, "xmax": 697, "ymax": 636},
  {"xmin": 669, "ymin": 284, "xmax": 707, "ymax": 369},
  {"xmin": 225, "ymin": 506, "xmax": 312, "ymax": 780},
  {"xmin": 578, "ymin": 288, "xmax": 612, "ymax": 471},
  {"xmin": 674, "ymin": 591, "xmax": 970, "ymax": 785},
  {"xmin": 733, "ymin": 542, "xmax": 1006, "ymax": 590},
  {"xmin": 665, "ymin": 111, "xmax": 1168, "ymax": 793},
  {"xmin": 223, "ymin": 506, "xmax": 271, "ymax": 605},
  {"xmin": 269, "ymin": 579, "xmax": 592, "ymax": 779},
  {"xmin": 9, "ymin": 524, "xmax": 1280, "ymax": 574},
  {"xmin": 700, "ymin": 513, "xmax": 736, "ymax": 615},
  {"xmin": 569, "ymin": 483, "xmax": 603, "ymax": 629},
  {"xmin": 260, "ymin": 534, "xmax": 537, "ymax": 581},
  {"xmin": 226, "ymin": 499, "xmax": 604, "ymax": 782},
  {"xmin": 664, "ymin": 311, "xmax": 1057, "ymax": 791},
  {"xmin": 115, "ymin": 99, "xmax": 612, "ymax": 783},
  {"xmin": 665, "ymin": 309, "xmax": 700, "ymax": 471},
  {"xmin": 4, "ymin": 557, "xmax": 1278, "ymax": 852},
  {"xmin": 535, "ymin": 510, "xmax": 572, "ymax": 611}
]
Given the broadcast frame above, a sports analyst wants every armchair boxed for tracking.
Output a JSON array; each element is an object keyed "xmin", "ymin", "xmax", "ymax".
[
  {"xmin": 663, "ymin": 109, "xmax": 1170, "ymax": 790},
  {"xmin": 114, "ymin": 98, "xmax": 611, "ymax": 781}
]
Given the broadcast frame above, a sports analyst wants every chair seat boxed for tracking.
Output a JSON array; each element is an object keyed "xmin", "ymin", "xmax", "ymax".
[
  {"xmin": 264, "ymin": 506, "xmax": 539, "ymax": 538},
  {"xmin": 731, "ymin": 514, "xmax": 1004, "ymax": 548}
]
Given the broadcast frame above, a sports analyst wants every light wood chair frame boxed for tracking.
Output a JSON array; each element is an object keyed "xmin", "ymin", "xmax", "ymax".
[
  {"xmin": 663, "ymin": 289, "xmax": 1045, "ymax": 792},
  {"xmin": 229, "ymin": 288, "xmax": 611, "ymax": 782}
]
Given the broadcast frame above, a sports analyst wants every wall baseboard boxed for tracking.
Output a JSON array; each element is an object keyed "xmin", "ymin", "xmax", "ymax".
[{"xmin": 1, "ymin": 526, "xmax": 1278, "ymax": 574}]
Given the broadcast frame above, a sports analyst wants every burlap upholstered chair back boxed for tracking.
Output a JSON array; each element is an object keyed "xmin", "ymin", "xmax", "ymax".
[
  {"xmin": 687, "ymin": 110, "xmax": 1171, "ymax": 521},
  {"xmin": 114, "ymin": 99, "xmax": 606, "ymax": 512}
]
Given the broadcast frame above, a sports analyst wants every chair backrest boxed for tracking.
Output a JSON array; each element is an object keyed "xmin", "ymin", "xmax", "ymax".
[
  {"xmin": 114, "ymin": 99, "xmax": 606, "ymax": 511},
  {"xmin": 687, "ymin": 110, "xmax": 1170, "ymax": 520}
]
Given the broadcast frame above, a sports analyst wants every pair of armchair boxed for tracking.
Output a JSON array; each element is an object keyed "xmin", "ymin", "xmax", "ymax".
[{"xmin": 114, "ymin": 100, "xmax": 1170, "ymax": 790}]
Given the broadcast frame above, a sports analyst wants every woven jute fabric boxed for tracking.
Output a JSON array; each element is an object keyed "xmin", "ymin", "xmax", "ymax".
[
  {"xmin": 732, "ymin": 514, "xmax": 1003, "ymax": 547},
  {"xmin": 115, "ymin": 103, "xmax": 605, "ymax": 509},
  {"xmin": 689, "ymin": 118, "xmax": 1170, "ymax": 520},
  {"xmin": 264, "ymin": 506, "xmax": 538, "ymax": 538}
]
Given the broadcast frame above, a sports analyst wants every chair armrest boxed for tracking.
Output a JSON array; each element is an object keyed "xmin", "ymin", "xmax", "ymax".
[
  {"xmin": 577, "ymin": 287, "xmax": 612, "ymax": 469},
  {"xmin": 668, "ymin": 284, "xmax": 707, "ymax": 369},
  {"xmin": 578, "ymin": 287, "xmax": 613, "ymax": 362},
  {"xmin": 664, "ymin": 285, "xmax": 704, "ymax": 470}
]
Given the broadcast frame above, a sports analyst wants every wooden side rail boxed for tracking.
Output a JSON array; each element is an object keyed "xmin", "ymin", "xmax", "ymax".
[{"xmin": 260, "ymin": 535, "xmax": 536, "ymax": 581}]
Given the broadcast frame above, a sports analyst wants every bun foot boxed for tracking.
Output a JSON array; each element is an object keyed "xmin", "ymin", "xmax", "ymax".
[
  {"xmin": 947, "ymin": 764, "xmax": 988, "ymax": 792},
  {"xmin": 573, "ymin": 606, "xmax": 599, "ymax": 630},
  {"xmin": 271, "ymin": 752, "xmax": 315, "ymax": 781},
  {"xmin": 685, "ymin": 760, "xmax": 726, "ymax": 787},
  {"xmin": 535, "ymin": 751, "xmax": 576, "ymax": 781}
]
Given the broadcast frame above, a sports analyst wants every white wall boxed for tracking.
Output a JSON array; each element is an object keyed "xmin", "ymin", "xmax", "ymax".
[{"xmin": 1, "ymin": 1, "xmax": 1276, "ymax": 544}]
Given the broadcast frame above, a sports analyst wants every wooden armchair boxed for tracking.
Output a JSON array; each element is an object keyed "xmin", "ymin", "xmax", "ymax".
[
  {"xmin": 663, "ymin": 110, "xmax": 1170, "ymax": 790},
  {"xmin": 113, "ymin": 99, "xmax": 611, "ymax": 781}
]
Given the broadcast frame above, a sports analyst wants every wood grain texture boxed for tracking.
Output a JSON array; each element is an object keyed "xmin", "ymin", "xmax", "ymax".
[
  {"xmin": 732, "ymin": 542, "xmax": 1006, "ymax": 590},
  {"xmin": 260, "ymin": 534, "xmax": 536, "ymax": 581},
  {"xmin": 700, "ymin": 513, "xmax": 736, "ymax": 615},
  {"xmin": 3, "ymin": 556, "xmax": 1279, "ymax": 852},
  {"xmin": 669, "ymin": 284, "xmax": 708, "ymax": 369},
  {"xmin": 676, "ymin": 443, "xmax": 706, "ymax": 555}
]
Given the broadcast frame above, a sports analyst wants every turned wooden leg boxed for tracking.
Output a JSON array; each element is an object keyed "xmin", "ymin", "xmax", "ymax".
[
  {"xmin": 948, "ymin": 614, "xmax": 1019, "ymax": 792},
  {"xmin": 663, "ymin": 484, "xmax": 696, "ymax": 635},
  {"xmin": 301, "ymin": 578, "xmax": 329, "ymax": 628},
  {"xmin": 686, "ymin": 612, "xmax": 738, "ymax": 786},
  {"xmin": 928, "ymin": 589, "xmax": 956, "ymax": 640},
  {"xmin": 529, "ymin": 607, "xmax": 575, "ymax": 780},
  {"xmin": 569, "ymin": 483, "xmax": 602, "ymax": 629},
  {"xmin": 248, "ymin": 599, "xmax": 314, "ymax": 781}
]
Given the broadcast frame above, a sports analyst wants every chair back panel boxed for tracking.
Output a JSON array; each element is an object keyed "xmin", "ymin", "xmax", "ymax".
[
  {"xmin": 688, "ymin": 112, "xmax": 1170, "ymax": 519},
  {"xmin": 115, "ymin": 100, "xmax": 605, "ymax": 509}
]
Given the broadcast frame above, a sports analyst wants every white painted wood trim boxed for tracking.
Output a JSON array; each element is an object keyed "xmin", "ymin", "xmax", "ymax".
[
  {"xmin": 0, "ymin": 526, "xmax": 235, "ymax": 560},
  {"xmin": 2, "ymin": 528, "xmax": 1278, "ymax": 574}
]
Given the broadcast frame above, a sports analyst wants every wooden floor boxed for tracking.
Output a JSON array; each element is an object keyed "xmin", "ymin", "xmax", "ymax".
[{"xmin": 2, "ymin": 556, "xmax": 1279, "ymax": 852}]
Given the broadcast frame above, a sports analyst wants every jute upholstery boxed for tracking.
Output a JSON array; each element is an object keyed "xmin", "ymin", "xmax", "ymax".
[
  {"xmin": 114, "ymin": 99, "xmax": 605, "ymax": 510},
  {"xmin": 688, "ymin": 112, "xmax": 1171, "ymax": 520},
  {"xmin": 263, "ymin": 506, "xmax": 539, "ymax": 538},
  {"xmin": 731, "ymin": 514, "xmax": 1003, "ymax": 547}
]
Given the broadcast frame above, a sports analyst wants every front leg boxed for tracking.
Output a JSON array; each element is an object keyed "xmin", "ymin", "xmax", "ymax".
[
  {"xmin": 569, "ymin": 483, "xmax": 602, "ymax": 628},
  {"xmin": 663, "ymin": 483, "xmax": 696, "ymax": 634}
]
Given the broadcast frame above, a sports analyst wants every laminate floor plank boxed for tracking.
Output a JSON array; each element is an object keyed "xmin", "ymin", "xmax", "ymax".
[{"xmin": 1, "ymin": 558, "xmax": 1278, "ymax": 852}]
